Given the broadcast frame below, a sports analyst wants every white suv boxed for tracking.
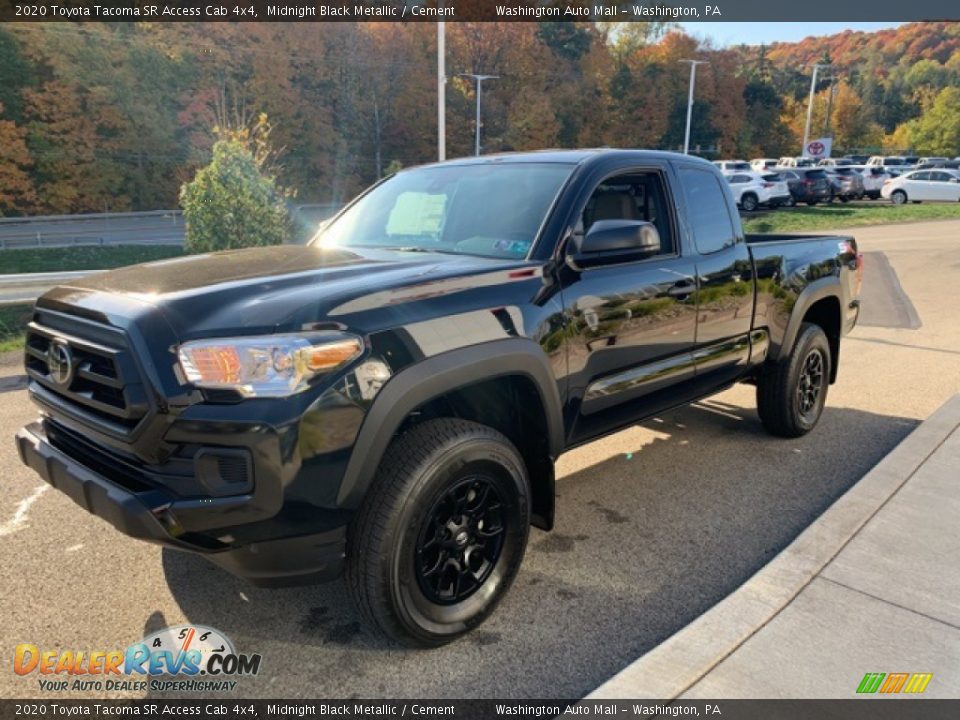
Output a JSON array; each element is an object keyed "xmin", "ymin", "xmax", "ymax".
[
  {"xmin": 723, "ymin": 171, "xmax": 791, "ymax": 211},
  {"xmin": 853, "ymin": 166, "xmax": 891, "ymax": 199}
]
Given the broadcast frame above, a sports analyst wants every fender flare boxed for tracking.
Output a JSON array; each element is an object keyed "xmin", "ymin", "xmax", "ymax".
[
  {"xmin": 335, "ymin": 338, "xmax": 565, "ymax": 509},
  {"xmin": 773, "ymin": 276, "xmax": 843, "ymax": 362}
]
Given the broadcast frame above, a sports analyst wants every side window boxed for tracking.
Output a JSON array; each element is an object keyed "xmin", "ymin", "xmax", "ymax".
[
  {"xmin": 911, "ymin": 172, "xmax": 930, "ymax": 181},
  {"xmin": 678, "ymin": 168, "xmax": 737, "ymax": 255},
  {"xmin": 580, "ymin": 171, "xmax": 675, "ymax": 256},
  {"xmin": 931, "ymin": 172, "xmax": 951, "ymax": 182}
]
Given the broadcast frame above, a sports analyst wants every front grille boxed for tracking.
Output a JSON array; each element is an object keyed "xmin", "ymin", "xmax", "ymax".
[{"xmin": 25, "ymin": 310, "xmax": 150, "ymax": 435}]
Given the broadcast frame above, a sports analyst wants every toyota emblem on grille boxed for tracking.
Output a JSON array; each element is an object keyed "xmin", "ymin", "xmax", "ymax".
[{"xmin": 47, "ymin": 339, "xmax": 75, "ymax": 388}]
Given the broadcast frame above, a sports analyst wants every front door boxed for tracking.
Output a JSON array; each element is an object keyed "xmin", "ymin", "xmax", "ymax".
[{"xmin": 559, "ymin": 169, "xmax": 699, "ymax": 444}]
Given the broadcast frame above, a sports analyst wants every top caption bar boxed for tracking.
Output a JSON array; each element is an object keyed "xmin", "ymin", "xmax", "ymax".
[{"xmin": 2, "ymin": 0, "xmax": 959, "ymax": 22}]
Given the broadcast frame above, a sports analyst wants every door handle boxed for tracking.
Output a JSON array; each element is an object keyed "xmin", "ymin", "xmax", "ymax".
[{"xmin": 668, "ymin": 280, "xmax": 695, "ymax": 298}]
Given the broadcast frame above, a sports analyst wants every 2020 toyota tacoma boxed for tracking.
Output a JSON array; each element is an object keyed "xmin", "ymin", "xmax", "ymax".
[{"xmin": 16, "ymin": 150, "xmax": 862, "ymax": 645}]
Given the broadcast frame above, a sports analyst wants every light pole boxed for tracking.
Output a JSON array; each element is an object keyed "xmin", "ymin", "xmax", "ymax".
[
  {"xmin": 460, "ymin": 73, "xmax": 499, "ymax": 156},
  {"xmin": 437, "ymin": 19, "xmax": 445, "ymax": 162},
  {"xmin": 803, "ymin": 63, "xmax": 831, "ymax": 156},
  {"xmin": 678, "ymin": 60, "xmax": 708, "ymax": 155}
]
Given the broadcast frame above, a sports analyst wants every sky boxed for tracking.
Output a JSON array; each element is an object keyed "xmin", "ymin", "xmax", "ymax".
[{"xmin": 679, "ymin": 22, "xmax": 904, "ymax": 47}]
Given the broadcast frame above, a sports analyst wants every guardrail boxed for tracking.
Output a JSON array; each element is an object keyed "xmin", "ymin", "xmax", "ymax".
[
  {"xmin": 0, "ymin": 204, "xmax": 343, "ymax": 250},
  {"xmin": 0, "ymin": 210, "xmax": 185, "ymax": 250}
]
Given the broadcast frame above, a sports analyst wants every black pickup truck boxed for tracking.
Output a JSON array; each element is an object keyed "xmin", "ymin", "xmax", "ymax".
[{"xmin": 16, "ymin": 150, "xmax": 862, "ymax": 646}]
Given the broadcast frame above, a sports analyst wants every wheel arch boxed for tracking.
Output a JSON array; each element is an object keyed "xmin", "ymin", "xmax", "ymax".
[
  {"xmin": 336, "ymin": 339, "xmax": 564, "ymax": 530},
  {"xmin": 775, "ymin": 278, "xmax": 843, "ymax": 383}
]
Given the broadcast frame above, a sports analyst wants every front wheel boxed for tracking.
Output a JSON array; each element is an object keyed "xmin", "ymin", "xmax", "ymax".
[
  {"xmin": 891, "ymin": 190, "xmax": 907, "ymax": 205},
  {"xmin": 740, "ymin": 193, "xmax": 759, "ymax": 212},
  {"xmin": 756, "ymin": 323, "xmax": 832, "ymax": 438},
  {"xmin": 346, "ymin": 418, "xmax": 530, "ymax": 646}
]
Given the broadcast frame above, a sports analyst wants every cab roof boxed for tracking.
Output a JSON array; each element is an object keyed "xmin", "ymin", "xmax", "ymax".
[{"xmin": 412, "ymin": 148, "xmax": 713, "ymax": 169}]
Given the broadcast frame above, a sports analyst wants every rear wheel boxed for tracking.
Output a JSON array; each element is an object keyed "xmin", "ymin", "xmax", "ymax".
[
  {"xmin": 806, "ymin": 200, "xmax": 819, "ymax": 206},
  {"xmin": 891, "ymin": 190, "xmax": 907, "ymax": 205},
  {"xmin": 346, "ymin": 418, "xmax": 530, "ymax": 646},
  {"xmin": 757, "ymin": 323, "xmax": 832, "ymax": 438},
  {"xmin": 740, "ymin": 193, "xmax": 759, "ymax": 212}
]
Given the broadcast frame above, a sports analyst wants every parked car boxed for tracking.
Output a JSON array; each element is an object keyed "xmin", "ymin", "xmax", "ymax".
[
  {"xmin": 818, "ymin": 158, "xmax": 855, "ymax": 167},
  {"xmin": 778, "ymin": 157, "xmax": 818, "ymax": 168},
  {"xmin": 777, "ymin": 167, "xmax": 834, "ymax": 205},
  {"xmin": 750, "ymin": 158, "xmax": 779, "ymax": 171},
  {"xmin": 15, "ymin": 149, "xmax": 862, "ymax": 646},
  {"xmin": 881, "ymin": 169, "xmax": 960, "ymax": 204},
  {"xmin": 915, "ymin": 159, "xmax": 960, "ymax": 170},
  {"xmin": 847, "ymin": 155, "xmax": 870, "ymax": 165},
  {"xmin": 824, "ymin": 167, "xmax": 865, "ymax": 201},
  {"xmin": 713, "ymin": 160, "xmax": 752, "ymax": 172},
  {"xmin": 723, "ymin": 170, "xmax": 791, "ymax": 211},
  {"xmin": 866, "ymin": 156, "xmax": 910, "ymax": 169},
  {"xmin": 918, "ymin": 157, "xmax": 950, "ymax": 166},
  {"xmin": 853, "ymin": 165, "xmax": 891, "ymax": 199}
]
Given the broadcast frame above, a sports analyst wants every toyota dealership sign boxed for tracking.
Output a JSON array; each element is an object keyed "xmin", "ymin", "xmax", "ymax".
[{"xmin": 804, "ymin": 138, "xmax": 833, "ymax": 159}]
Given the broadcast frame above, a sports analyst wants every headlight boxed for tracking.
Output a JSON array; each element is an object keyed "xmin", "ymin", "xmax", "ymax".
[{"xmin": 177, "ymin": 333, "xmax": 363, "ymax": 398}]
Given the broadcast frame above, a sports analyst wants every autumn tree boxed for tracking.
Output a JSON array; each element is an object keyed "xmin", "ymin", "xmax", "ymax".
[{"xmin": 0, "ymin": 105, "xmax": 36, "ymax": 215}]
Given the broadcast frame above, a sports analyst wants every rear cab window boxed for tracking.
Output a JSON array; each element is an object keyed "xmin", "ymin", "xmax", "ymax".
[{"xmin": 678, "ymin": 167, "xmax": 738, "ymax": 255}]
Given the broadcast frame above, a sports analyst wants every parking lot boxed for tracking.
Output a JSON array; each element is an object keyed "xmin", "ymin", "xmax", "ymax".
[{"xmin": 1, "ymin": 220, "xmax": 959, "ymax": 700}]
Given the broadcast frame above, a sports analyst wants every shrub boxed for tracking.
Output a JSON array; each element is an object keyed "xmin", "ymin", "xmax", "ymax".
[{"xmin": 179, "ymin": 137, "xmax": 290, "ymax": 253}]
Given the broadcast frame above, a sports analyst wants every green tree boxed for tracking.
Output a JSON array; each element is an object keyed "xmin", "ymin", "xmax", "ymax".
[
  {"xmin": 180, "ymin": 132, "xmax": 290, "ymax": 253},
  {"xmin": 906, "ymin": 86, "xmax": 960, "ymax": 155}
]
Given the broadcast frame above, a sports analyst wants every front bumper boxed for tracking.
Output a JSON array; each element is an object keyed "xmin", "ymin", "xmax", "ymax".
[{"xmin": 15, "ymin": 422, "xmax": 346, "ymax": 586}]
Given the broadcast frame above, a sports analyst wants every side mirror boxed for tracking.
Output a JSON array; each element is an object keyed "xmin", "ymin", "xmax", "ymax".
[{"xmin": 568, "ymin": 220, "xmax": 661, "ymax": 270}]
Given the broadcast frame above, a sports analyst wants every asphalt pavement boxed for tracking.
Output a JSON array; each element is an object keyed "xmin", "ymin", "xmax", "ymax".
[{"xmin": 1, "ymin": 220, "xmax": 958, "ymax": 699}]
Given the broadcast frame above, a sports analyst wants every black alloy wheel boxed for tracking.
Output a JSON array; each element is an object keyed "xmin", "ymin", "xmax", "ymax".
[
  {"xmin": 415, "ymin": 475, "xmax": 505, "ymax": 605},
  {"xmin": 796, "ymin": 349, "xmax": 825, "ymax": 424}
]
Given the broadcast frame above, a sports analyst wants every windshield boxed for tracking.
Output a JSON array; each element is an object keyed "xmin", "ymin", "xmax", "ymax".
[{"xmin": 313, "ymin": 162, "xmax": 573, "ymax": 259}]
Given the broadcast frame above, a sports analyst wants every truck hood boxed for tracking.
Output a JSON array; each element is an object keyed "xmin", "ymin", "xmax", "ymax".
[{"xmin": 42, "ymin": 245, "xmax": 526, "ymax": 340}]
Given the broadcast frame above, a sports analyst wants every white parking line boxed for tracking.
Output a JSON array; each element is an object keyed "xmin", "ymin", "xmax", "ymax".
[{"xmin": 0, "ymin": 485, "xmax": 49, "ymax": 537}]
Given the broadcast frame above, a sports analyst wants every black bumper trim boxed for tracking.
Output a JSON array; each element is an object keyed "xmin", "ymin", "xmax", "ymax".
[
  {"xmin": 16, "ymin": 422, "xmax": 187, "ymax": 547},
  {"xmin": 15, "ymin": 422, "xmax": 346, "ymax": 586}
]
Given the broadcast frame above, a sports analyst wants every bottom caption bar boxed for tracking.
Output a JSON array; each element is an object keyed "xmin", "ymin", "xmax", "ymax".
[{"xmin": 3, "ymin": 700, "xmax": 960, "ymax": 719}]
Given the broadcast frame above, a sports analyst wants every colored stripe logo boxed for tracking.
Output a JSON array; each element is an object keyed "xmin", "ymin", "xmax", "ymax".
[{"xmin": 857, "ymin": 672, "xmax": 933, "ymax": 694}]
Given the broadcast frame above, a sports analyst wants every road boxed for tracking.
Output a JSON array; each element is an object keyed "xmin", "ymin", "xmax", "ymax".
[{"xmin": 1, "ymin": 220, "xmax": 958, "ymax": 700}]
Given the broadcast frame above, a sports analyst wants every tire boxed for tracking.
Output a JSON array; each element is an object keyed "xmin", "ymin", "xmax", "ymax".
[
  {"xmin": 891, "ymin": 190, "xmax": 907, "ymax": 205},
  {"xmin": 785, "ymin": 196, "xmax": 797, "ymax": 207},
  {"xmin": 756, "ymin": 323, "xmax": 832, "ymax": 438},
  {"xmin": 806, "ymin": 200, "xmax": 818, "ymax": 206},
  {"xmin": 839, "ymin": 196, "xmax": 849, "ymax": 203},
  {"xmin": 345, "ymin": 418, "xmax": 530, "ymax": 646},
  {"xmin": 741, "ymin": 193, "xmax": 759, "ymax": 212}
]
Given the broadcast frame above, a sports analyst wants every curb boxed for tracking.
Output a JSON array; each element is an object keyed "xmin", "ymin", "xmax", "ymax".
[{"xmin": 587, "ymin": 394, "xmax": 960, "ymax": 700}]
